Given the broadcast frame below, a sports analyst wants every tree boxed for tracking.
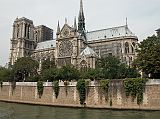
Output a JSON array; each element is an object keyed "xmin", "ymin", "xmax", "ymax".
[
  {"xmin": 60, "ymin": 65, "xmax": 80, "ymax": 81},
  {"xmin": 0, "ymin": 67, "xmax": 12, "ymax": 82},
  {"xmin": 41, "ymin": 58, "xmax": 56, "ymax": 71},
  {"xmin": 80, "ymin": 68, "xmax": 102, "ymax": 80},
  {"xmin": 125, "ymin": 67, "xmax": 140, "ymax": 78},
  {"xmin": 12, "ymin": 57, "xmax": 39, "ymax": 81},
  {"xmin": 97, "ymin": 56, "xmax": 127, "ymax": 79},
  {"xmin": 134, "ymin": 34, "xmax": 160, "ymax": 78},
  {"xmin": 41, "ymin": 67, "xmax": 60, "ymax": 82}
]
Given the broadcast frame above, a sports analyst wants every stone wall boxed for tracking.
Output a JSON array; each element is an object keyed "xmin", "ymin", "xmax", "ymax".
[{"xmin": 0, "ymin": 80, "xmax": 160, "ymax": 110}]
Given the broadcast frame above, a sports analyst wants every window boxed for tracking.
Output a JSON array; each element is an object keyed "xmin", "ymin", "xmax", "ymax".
[
  {"xmin": 17, "ymin": 24, "xmax": 19, "ymax": 38},
  {"xmin": 125, "ymin": 42, "xmax": 129, "ymax": 54},
  {"xmin": 131, "ymin": 42, "xmax": 135, "ymax": 53},
  {"xmin": 80, "ymin": 60, "xmax": 87, "ymax": 71}
]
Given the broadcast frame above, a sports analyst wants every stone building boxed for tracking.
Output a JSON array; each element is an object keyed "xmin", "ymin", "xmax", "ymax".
[
  {"xmin": 156, "ymin": 28, "xmax": 160, "ymax": 38},
  {"xmin": 9, "ymin": 0, "xmax": 138, "ymax": 69}
]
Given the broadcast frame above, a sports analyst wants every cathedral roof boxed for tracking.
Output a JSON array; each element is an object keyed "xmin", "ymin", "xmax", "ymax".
[
  {"xmin": 80, "ymin": 46, "xmax": 98, "ymax": 57},
  {"xmin": 86, "ymin": 25, "xmax": 137, "ymax": 41},
  {"xmin": 35, "ymin": 40, "xmax": 56, "ymax": 51}
]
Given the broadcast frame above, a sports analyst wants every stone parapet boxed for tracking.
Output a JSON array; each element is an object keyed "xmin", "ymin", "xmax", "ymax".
[{"xmin": 0, "ymin": 79, "xmax": 160, "ymax": 110}]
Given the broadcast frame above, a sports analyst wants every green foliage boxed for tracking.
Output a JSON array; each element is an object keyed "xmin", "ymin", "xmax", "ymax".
[
  {"xmin": 85, "ymin": 79, "xmax": 91, "ymax": 87},
  {"xmin": 12, "ymin": 57, "xmax": 39, "ymax": 81},
  {"xmin": 97, "ymin": 56, "xmax": 127, "ymax": 79},
  {"xmin": 37, "ymin": 81, "xmax": 44, "ymax": 98},
  {"xmin": 53, "ymin": 81, "xmax": 59, "ymax": 99},
  {"xmin": 41, "ymin": 68, "xmax": 60, "ymax": 82},
  {"xmin": 100, "ymin": 79, "xmax": 109, "ymax": 92},
  {"xmin": 41, "ymin": 58, "xmax": 56, "ymax": 71},
  {"xmin": 81, "ymin": 68, "xmax": 102, "ymax": 80},
  {"xmin": 0, "ymin": 67, "xmax": 12, "ymax": 82},
  {"xmin": 134, "ymin": 34, "xmax": 160, "ymax": 78},
  {"xmin": 27, "ymin": 75, "xmax": 41, "ymax": 82},
  {"xmin": 96, "ymin": 56, "xmax": 139, "ymax": 79},
  {"xmin": 124, "ymin": 78, "xmax": 147, "ymax": 105},
  {"xmin": 100, "ymin": 79, "xmax": 109, "ymax": 101},
  {"xmin": 76, "ymin": 79, "xmax": 86, "ymax": 105},
  {"xmin": 60, "ymin": 65, "xmax": 80, "ymax": 81},
  {"xmin": 85, "ymin": 79, "xmax": 91, "ymax": 96},
  {"xmin": 126, "ymin": 67, "xmax": 140, "ymax": 78}
]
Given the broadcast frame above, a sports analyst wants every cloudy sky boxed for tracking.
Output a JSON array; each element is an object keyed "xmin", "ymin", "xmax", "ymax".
[{"xmin": 0, "ymin": 0, "xmax": 160, "ymax": 66}]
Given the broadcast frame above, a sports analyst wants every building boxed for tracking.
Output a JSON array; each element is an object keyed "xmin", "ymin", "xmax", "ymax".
[
  {"xmin": 9, "ymin": 0, "xmax": 138, "ymax": 70},
  {"xmin": 156, "ymin": 28, "xmax": 160, "ymax": 38}
]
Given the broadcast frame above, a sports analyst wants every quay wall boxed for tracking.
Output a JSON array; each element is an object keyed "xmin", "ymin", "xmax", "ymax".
[{"xmin": 0, "ymin": 80, "xmax": 160, "ymax": 110}]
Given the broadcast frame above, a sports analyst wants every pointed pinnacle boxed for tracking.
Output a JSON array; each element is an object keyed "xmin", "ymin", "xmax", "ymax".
[
  {"xmin": 65, "ymin": 18, "xmax": 67, "ymax": 24},
  {"xmin": 56, "ymin": 21, "xmax": 60, "ymax": 35},
  {"xmin": 74, "ymin": 17, "xmax": 77, "ymax": 30}
]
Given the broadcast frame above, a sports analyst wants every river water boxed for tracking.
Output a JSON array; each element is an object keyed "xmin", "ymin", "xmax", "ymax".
[{"xmin": 0, "ymin": 102, "xmax": 160, "ymax": 119}]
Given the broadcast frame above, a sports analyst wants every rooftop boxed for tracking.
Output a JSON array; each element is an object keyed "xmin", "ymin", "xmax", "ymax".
[
  {"xmin": 156, "ymin": 28, "xmax": 160, "ymax": 31},
  {"xmin": 35, "ymin": 40, "xmax": 56, "ymax": 51},
  {"xmin": 86, "ymin": 25, "xmax": 136, "ymax": 41},
  {"xmin": 15, "ymin": 17, "xmax": 33, "ymax": 24},
  {"xmin": 80, "ymin": 46, "xmax": 98, "ymax": 57}
]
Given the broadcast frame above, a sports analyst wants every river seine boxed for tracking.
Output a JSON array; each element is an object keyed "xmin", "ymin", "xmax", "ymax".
[{"xmin": 0, "ymin": 101, "xmax": 160, "ymax": 119}]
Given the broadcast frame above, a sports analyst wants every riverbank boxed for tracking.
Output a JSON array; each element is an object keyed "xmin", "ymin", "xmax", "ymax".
[
  {"xmin": 0, "ymin": 99, "xmax": 160, "ymax": 111},
  {"xmin": 0, "ymin": 80, "xmax": 160, "ymax": 111}
]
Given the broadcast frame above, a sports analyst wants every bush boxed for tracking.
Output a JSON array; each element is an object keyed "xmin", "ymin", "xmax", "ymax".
[
  {"xmin": 53, "ymin": 81, "xmax": 59, "ymax": 99},
  {"xmin": 76, "ymin": 79, "xmax": 86, "ymax": 105},
  {"xmin": 37, "ymin": 81, "xmax": 44, "ymax": 98},
  {"xmin": 124, "ymin": 78, "xmax": 147, "ymax": 105}
]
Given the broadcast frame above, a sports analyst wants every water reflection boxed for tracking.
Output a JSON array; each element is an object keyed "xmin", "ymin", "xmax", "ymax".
[{"xmin": 0, "ymin": 102, "xmax": 160, "ymax": 119}]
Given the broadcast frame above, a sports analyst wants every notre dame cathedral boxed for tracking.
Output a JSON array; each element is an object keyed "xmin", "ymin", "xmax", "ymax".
[{"xmin": 9, "ymin": 0, "xmax": 138, "ymax": 70}]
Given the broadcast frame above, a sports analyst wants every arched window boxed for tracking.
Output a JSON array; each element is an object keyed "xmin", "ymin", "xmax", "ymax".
[
  {"xmin": 132, "ymin": 42, "xmax": 135, "ymax": 47},
  {"xmin": 125, "ymin": 42, "xmax": 129, "ymax": 54},
  {"xmin": 17, "ymin": 24, "xmax": 19, "ymax": 38},
  {"xmin": 35, "ymin": 31, "xmax": 38, "ymax": 42},
  {"xmin": 131, "ymin": 42, "xmax": 135, "ymax": 53},
  {"xmin": 27, "ymin": 25, "xmax": 30, "ymax": 39},
  {"xmin": 80, "ymin": 60, "xmax": 87, "ymax": 71}
]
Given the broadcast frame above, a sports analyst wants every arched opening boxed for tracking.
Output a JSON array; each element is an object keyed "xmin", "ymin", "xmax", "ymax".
[
  {"xmin": 80, "ymin": 60, "xmax": 87, "ymax": 71},
  {"xmin": 125, "ymin": 42, "xmax": 129, "ymax": 54},
  {"xmin": 131, "ymin": 42, "xmax": 135, "ymax": 53}
]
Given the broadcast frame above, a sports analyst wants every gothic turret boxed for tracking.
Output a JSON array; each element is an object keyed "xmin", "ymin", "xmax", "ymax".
[
  {"xmin": 74, "ymin": 17, "xmax": 77, "ymax": 31},
  {"xmin": 56, "ymin": 21, "xmax": 60, "ymax": 35},
  {"xmin": 78, "ymin": 0, "xmax": 85, "ymax": 34}
]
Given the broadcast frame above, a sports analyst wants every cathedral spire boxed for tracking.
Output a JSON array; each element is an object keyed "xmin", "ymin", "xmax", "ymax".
[
  {"xmin": 126, "ymin": 17, "xmax": 128, "ymax": 27},
  {"xmin": 78, "ymin": 0, "xmax": 85, "ymax": 33},
  {"xmin": 74, "ymin": 17, "xmax": 77, "ymax": 31},
  {"xmin": 56, "ymin": 21, "xmax": 60, "ymax": 35},
  {"xmin": 65, "ymin": 18, "xmax": 67, "ymax": 24}
]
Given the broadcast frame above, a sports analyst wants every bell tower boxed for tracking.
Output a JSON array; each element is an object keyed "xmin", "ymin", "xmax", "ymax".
[{"xmin": 9, "ymin": 17, "xmax": 35, "ymax": 65}]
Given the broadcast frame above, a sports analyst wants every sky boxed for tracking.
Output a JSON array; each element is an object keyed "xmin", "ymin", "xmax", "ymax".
[{"xmin": 0, "ymin": 0, "xmax": 160, "ymax": 66}]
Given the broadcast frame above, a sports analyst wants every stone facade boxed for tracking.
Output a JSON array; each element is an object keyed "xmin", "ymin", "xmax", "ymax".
[
  {"xmin": 1, "ymin": 80, "xmax": 160, "ymax": 110},
  {"xmin": 9, "ymin": 0, "xmax": 138, "ymax": 69},
  {"xmin": 34, "ymin": 25, "xmax": 53, "ymax": 43}
]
